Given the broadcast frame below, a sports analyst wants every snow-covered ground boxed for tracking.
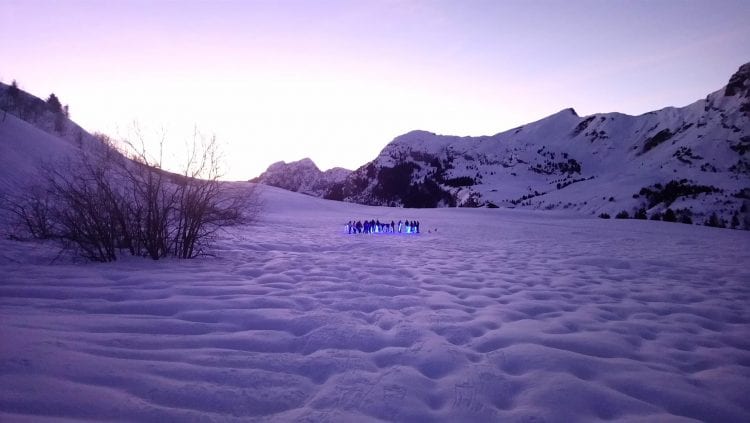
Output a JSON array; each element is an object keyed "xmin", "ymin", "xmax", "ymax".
[{"xmin": 1, "ymin": 185, "xmax": 749, "ymax": 422}]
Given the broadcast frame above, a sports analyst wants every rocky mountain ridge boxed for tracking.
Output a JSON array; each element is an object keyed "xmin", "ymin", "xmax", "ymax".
[
  {"xmin": 253, "ymin": 62, "xmax": 750, "ymax": 228},
  {"xmin": 250, "ymin": 158, "xmax": 351, "ymax": 197}
]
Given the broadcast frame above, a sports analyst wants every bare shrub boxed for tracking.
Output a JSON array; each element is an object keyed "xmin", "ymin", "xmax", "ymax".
[
  {"xmin": 38, "ymin": 152, "xmax": 126, "ymax": 262},
  {"xmin": 172, "ymin": 134, "xmax": 257, "ymax": 258},
  {"xmin": 117, "ymin": 130, "xmax": 176, "ymax": 260},
  {"xmin": 4, "ymin": 129, "xmax": 259, "ymax": 261},
  {"xmin": 1, "ymin": 186, "xmax": 54, "ymax": 240}
]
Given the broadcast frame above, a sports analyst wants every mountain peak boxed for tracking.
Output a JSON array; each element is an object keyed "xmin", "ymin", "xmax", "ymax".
[
  {"xmin": 538, "ymin": 108, "xmax": 579, "ymax": 121},
  {"xmin": 399, "ymin": 130, "xmax": 436, "ymax": 138},
  {"xmin": 268, "ymin": 157, "xmax": 319, "ymax": 172},
  {"xmin": 252, "ymin": 157, "xmax": 350, "ymax": 195},
  {"xmin": 296, "ymin": 157, "xmax": 318, "ymax": 167},
  {"xmin": 725, "ymin": 62, "xmax": 750, "ymax": 97},
  {"xmin": 529, "ymin": 107, "xmax": 580, "ymax": 126},
  {"xmin": 562, "ymin": 107, "xmax": 578, "ymax": 117}
]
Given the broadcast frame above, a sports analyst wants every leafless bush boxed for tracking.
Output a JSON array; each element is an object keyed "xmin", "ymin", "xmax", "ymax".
[
  {"xmin": 117, "ymin": 130, "xmax": 176, "ymax": 260},
  {"xmin": 4, "ymin": 129, "xmax": 259, "ymax": 261},
  {"xmin": 1, "ymin": 187, "xmax": 54, "ymax": 240},
  {"xmin": 171, "ymin": 134, "xmax": 258, "ymax": 258},
  {"xmin": 37, "ymin": 152, "xmax": 127, "ymax": 261},
  {"xmin": 124, "ymin": 129, "xmax": 258, "ymax": 259}
]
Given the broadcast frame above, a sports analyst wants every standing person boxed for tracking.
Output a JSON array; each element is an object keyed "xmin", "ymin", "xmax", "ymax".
[
  {"xmin": 398, "ymin": 220, "xmax": 402, "ymax": 233},
  {"xmin": 347, "ymin": 221, "xmax": 352, "ymax": 234},
  {"xmin": 416, "ymin": 220, "xmax": 420, "ymax": 233},
  {"xmin": 357, "ymin": 220, "xmax": 363, "ymax": 233},
  {"xmin": 391, "ymin": 221, "xmax": 395, "ymax": 233}
]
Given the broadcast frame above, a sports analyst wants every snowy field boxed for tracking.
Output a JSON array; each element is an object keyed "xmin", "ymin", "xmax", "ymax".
[{"xmin": 1, "ymin": 185, "xmax": 749, "ymax": 422}]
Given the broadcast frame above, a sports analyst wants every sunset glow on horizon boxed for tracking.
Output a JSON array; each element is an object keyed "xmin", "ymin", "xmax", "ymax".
[{"xmin": 2, "ymin": 0, "xmax": 749, "ymax": 180}]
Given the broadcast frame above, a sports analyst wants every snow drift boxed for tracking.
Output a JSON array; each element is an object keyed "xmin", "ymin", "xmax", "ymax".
[{"xmin": 1, "ymin": 186, "xmax": 749, "ymax": 421}]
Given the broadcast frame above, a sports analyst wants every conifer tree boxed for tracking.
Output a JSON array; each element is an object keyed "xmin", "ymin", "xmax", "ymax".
[{"xmin": 46, "ymin": 93, "xmax": 62, "ymax": 113}]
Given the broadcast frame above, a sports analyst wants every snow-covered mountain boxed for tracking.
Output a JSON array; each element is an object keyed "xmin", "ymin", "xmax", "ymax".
[
  {"xmin": 254, "ymin": 62, "xmax": 750, "ymax": 229},
  {"xmin": 250, "ymin": 158, "xmax": 351, "ymax": 197}
]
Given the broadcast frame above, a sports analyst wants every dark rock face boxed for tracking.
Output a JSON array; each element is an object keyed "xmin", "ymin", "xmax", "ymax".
[
  {"xmin": 643, "ymin": 129, "xmax": 674, "ymax": 153},
  {"xmin": 725, "ymin": 62, "xmax": 750, "ymax": 97},
  {"xmin": 251, "ymin": 158, "xmax": 351, "ymax": 197}
]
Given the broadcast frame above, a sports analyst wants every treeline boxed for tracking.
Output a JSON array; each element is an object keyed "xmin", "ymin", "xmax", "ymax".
[
  {"xmin": 1, "ymin": 80, "xmax": 69, "ymax": 132},
  {"xmin": 599, "ymin": 207, "xmax": 745, "ymax": 229}
]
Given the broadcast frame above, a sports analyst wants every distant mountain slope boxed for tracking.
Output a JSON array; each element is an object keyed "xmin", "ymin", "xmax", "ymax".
[
  {"xmin": 250, "ymin": 158, "xmax": 351, "ymax": 197},
  {"xmin": 0, "ymin": 82, "xmax": 111, "ymax": 194},
  {"xmin": 253, "ymin": 62, "xmax": 750, "ymax": 229}
]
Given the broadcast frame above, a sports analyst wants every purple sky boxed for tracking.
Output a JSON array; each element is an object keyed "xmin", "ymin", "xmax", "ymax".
[{"xmin": 2, "ymin": 0, "xmax": 749, "ymax": 179}]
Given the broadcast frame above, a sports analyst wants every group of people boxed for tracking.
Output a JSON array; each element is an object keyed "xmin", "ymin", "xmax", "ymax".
[{"xmin": 346, "ymin": 219, "xmax": 420, "ymax": 234}]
